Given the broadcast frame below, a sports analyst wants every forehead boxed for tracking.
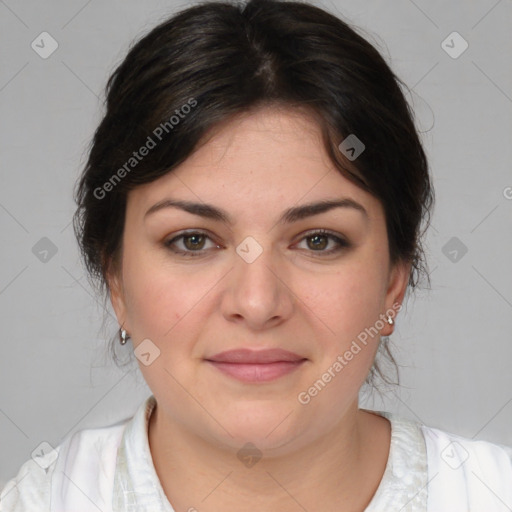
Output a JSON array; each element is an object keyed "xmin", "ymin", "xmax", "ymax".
[
  {"xmin": 126, "ymin": 106, "xmax": 382, "ymax": 221},
  {"xmin": 174, "ymin": 106, "xmax": 334, "ymax": 175}
]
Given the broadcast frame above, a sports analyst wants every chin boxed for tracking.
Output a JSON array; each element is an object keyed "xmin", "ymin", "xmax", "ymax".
[{"xmin": 210, "ymin": 405, "xmax": 302, "ymax": 451}]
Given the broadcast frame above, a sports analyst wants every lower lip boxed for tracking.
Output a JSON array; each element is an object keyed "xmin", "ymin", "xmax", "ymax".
[{"xmin": 206, "ymin": 360, "xmax": 306, "ymax": 382}]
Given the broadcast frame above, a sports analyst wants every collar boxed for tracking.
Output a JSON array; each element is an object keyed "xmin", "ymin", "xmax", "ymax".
[
  {"xmin": 112, "ymin": 395, "xmax": 174, "ymax": 512},
  {"xmin": 112, "ymin": 396, "xmax": 427, "ymax": 511},
  {"xmin": 364, "ymin": 409, "xmax": 428, "ymax": 511}
]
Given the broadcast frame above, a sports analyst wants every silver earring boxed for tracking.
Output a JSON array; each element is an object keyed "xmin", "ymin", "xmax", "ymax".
[
  {"xmin": 119, "ymin": 328, "xmax": 129, "ymax": 345},
  {"xmin": 387, "ymin": 315, "xmax": 394, "ymax": 326}
]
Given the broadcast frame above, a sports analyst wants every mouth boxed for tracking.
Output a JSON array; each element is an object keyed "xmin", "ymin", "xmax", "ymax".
[{"xmin": 205, "ymin": 348, "xmax": 307, "ymax": 383}]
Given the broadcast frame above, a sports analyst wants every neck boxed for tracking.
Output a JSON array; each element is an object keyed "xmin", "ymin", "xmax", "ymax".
[{"xmin": 148, "ymin": 401, "xmax": 391, "ymax": 512}]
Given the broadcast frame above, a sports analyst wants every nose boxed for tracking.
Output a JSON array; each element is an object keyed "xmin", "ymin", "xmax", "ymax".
[{"xmin": 220, "ymin": 237, "xmax": 295, "ymax": 331}]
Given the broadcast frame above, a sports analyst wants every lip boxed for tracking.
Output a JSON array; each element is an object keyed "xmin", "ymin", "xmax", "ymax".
[
  {"xmin": 206, "ymin": 348, "xmax": 305, "ymax": 364},
  {"xmin": 205, "ymin": 348, "xmax": 307, "ymax": 383}
]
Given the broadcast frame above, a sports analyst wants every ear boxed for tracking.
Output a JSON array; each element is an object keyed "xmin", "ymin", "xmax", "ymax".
[
  {"xmin": 106, "ymin": 266, "xmax": 129, "ymax": 331},
  {"xmin": 381, "ymin": 260, "xmax": 410, "ymax": 336}
]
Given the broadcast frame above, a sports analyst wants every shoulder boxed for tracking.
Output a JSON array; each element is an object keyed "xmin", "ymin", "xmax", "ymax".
[
  {"xmin": 421, "ymin": 422, "xmax": 512, "ymax": 469},
  {"xmin": 0, "ymin": 418, "xmax": 128, "ymax": 512},
  {"xmin": 0, "ymin": 447, "xmax": 57, "ymax": 512},
  {"xmin": 421, "ymin": 423, "xmax": 512, "ymax": 510},
  {"xmin": 376, "ymin": 410, "xmax": 512, "ymax": 511}
]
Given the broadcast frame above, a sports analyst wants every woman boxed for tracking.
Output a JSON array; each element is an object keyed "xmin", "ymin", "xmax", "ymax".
[{"xmin": 1, "ymin": 0, "xmax": 511, "ymax": 510}]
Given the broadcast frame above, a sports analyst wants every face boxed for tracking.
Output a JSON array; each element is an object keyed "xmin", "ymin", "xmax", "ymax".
[{"xmin": 109, "ymin": 106, "xmax": 409, "ymax": 454}]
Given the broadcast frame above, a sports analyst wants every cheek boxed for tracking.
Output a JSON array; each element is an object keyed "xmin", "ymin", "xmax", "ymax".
[
  {"xmin": 122, "ymin": 248, "xmax": 221, "ymax": 343},
  {"xmin": 295, "ymin": 267, "xmax": 386, "ymax": 406},
  {"xmin": 305, "ymin": 259, "xmax": 387, "ymax": 342},
  {"xmin": 121, "ymin": 249, "xmax": 184, "ymax": 338}
]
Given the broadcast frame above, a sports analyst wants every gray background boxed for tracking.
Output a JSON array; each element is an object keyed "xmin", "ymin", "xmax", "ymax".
[{"xmin": 1, "ymin": 0, "xmax": 511, "ymax": 487}]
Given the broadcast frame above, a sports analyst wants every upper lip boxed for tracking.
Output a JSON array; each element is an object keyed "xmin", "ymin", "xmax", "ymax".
[{"xmin": 206, "ymin": 348, "xmax": 306, "ymax": 364}]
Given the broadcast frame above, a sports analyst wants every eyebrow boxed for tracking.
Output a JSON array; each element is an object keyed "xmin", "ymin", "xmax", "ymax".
[{"xmin": 144, "ymin": 197, "xmax": 368, "ymax": 225}]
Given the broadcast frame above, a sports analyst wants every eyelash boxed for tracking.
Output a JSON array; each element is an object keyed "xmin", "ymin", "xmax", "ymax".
[{"xmin": 164, "ymin": 229, "xmax": 350, "ymax": 258}]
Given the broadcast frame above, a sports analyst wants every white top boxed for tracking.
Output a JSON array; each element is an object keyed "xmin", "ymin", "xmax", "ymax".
[{"xmin": 1, "ymin": 395, "xmax": 512, "ymax": 511}]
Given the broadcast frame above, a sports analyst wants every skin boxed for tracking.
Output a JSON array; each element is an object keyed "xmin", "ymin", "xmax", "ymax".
[{"xmin": 108, "ymin": 106, "xmax": 410, "ymax": 512}]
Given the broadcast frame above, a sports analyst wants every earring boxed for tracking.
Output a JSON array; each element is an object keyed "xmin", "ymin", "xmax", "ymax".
[
  {"xmin": 119, "ymin": 328, "xmax": 129, "ymax": 345},
  {"xmin": 387, "ymin": 315, "xmax": 394, "ymax": 326}
]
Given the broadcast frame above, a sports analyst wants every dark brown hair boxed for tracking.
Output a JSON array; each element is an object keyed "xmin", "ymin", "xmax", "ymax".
[{"xmin": 73, "ymin": 0, "xmax": 434, "ymax": 385}]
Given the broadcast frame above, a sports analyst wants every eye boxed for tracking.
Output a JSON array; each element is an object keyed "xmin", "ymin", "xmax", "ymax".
[
  {"xmin": 164, "ymin": 229, "xmax": 350, "ymax": 258},
  {"xmin": 164, "ymin": 231, "xmax": 220, "ymax": 257},
  {"xmin": 295, "ymin": 229, "xmax": 350, "ymax": 255}
]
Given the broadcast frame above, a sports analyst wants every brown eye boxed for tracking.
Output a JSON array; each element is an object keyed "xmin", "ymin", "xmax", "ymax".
[
  {"xmin": 296, "ymin": 230, "xmax": 350, "ymax": 255},
  {"xmin": 182, "ymin": 233, "xmax": 206, "ymax": 250},
  {"xmin": 306, "ymin": 233, "xmax": 329, "ymax": 250},
  {"xmin": 165, "ymin": 231, "xmax": 219, "ymax": 257}
]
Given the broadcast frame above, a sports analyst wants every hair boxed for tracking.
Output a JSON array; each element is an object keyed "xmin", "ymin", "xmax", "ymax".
[{"xmin": 73, "ymin": 0, "xmax": 434, "ymax": 388}]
